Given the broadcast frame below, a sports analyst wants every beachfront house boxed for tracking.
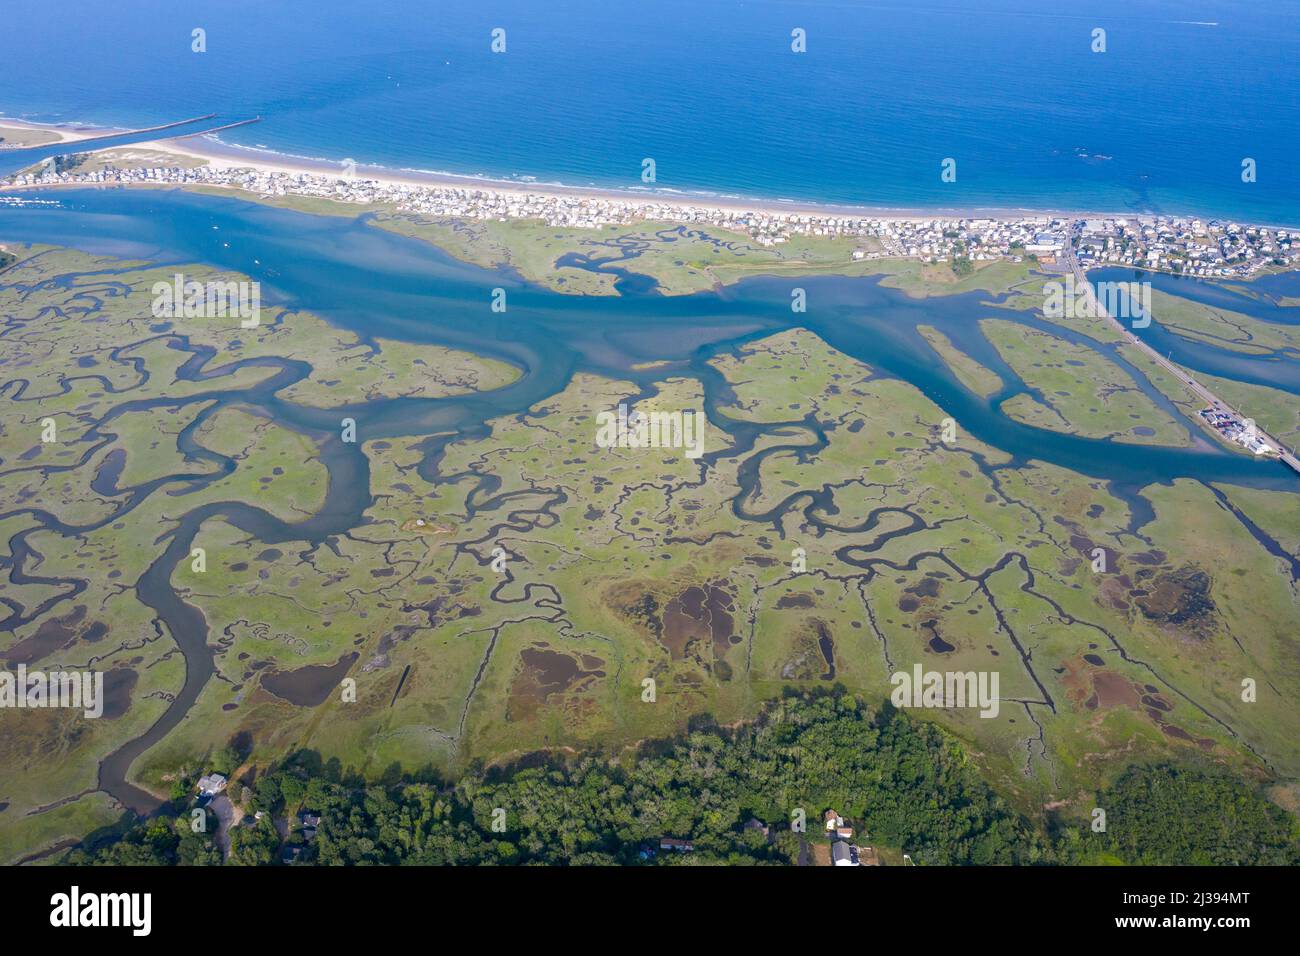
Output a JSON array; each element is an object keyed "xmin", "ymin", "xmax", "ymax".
[{"xmin": 1026, "ymin": 233, "xmax": 1064, "ymax": 255}]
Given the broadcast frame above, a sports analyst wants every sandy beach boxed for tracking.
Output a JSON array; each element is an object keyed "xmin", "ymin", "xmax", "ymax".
[
  {"xmin": 0, "ymin": 116, "xmax": 102, "ymax": 145},
  {"xmin": 146, "ymin": 131, "xmax": 1135, "ymax": 222},
  {"xmin": 0, "ymin": 113, "xmax": 1130, "ymax": 223},
  {"xmin": 1, "ymin": 114, "xmax": 218, "ymax": 150},
  {"xmin": 0, "ymin": 115, "xmax": 1275, "ymax": 227}
]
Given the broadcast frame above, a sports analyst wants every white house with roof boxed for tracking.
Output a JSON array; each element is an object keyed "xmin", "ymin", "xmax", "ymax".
[{"xmin": 196, "ymin": 772, "xmax": 227, "ymax": 797}]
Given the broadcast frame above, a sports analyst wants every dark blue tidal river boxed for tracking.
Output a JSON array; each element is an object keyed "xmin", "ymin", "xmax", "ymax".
[
  {"xmin": 1089, "ymin": 266, "xmax": 1300, "ymax": 394},
  {"xmin": 2, "ymin": 187, "xmax": 1296, "ymax": 503}
]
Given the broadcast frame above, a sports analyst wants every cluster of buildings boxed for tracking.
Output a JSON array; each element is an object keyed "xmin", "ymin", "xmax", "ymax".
[
  {"xmin": 825, "ymin": 809, "xmax": 879, "ymax": 867},
  {"xmin": 1075, "ymin": 217, "xmax": 1297, "ymax": 278},
  {"xmin": 853, "ymin": 219, "xmax": 1067, "ymax": 262},
  {"xmin": 1198, "ymin": 407, "xmax": 1274, "ymax": 455},
  {"xmin": 5, "ymin": 159, "xmax": 1296, "ymax": 279},
  {"xmin": 192, "ymin": 768, "xmax": 322, "ymax": 864},
  {"xmin": 642, "ymin": 809, "xmax": 882, "ymax": 866}
]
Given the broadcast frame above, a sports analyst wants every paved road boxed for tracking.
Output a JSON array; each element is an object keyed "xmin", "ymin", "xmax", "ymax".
[
  {"xmin": 1060, "ymin": 225, "xmax": 1300, "ymax": 477},
  {"xmin": 210, "ymin": 794, "xmax": 236, "ymax": 860}
]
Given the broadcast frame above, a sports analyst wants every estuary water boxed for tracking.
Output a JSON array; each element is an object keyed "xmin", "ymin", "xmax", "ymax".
[
  {"xmin": 2, "ymin": 186, "xmax": 1299, "ymax": 810},
  {"xmin": 1089, "ymin": 267, "xmax": 1300, "ymax": 394},
  {"xmin": 1, "ymin": 186, "xmax": 1295, "ymax": 498}
]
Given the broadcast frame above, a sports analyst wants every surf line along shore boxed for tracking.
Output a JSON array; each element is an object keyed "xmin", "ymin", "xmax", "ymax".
[
  {"xmin": 0, "ymin": 113, "xmax": 217, "ymax": 146},
  {"xmin": 1, "ymin": 114, "xmax": 1146, "ymax": 226},
  {"xmin": 0, "ymin": 115, "xmax": 261, "ymax": 176}
]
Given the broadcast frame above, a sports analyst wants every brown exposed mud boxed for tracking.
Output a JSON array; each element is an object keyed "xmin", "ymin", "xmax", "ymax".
[
  {"xmin": 898, "ymin": 574, "xmax": 944, "ymax": 614},
  {"xmin": 100, "ymin": 667, "xmax": 139, "ymax": 720},
  {"xmin": 909, "ymin": 577, "xmax": 943, "ymax": 598},
  {"xmin": 1130, "ymin": 550, "xmax": 1167, "ymax": 566},
  {"xmin": 261, "ymin": 652, "xmax": 359, "ymax": 706},
  {"xmin": 661, "ymin": 582, "xmax": 737, "ymax": 665},
  {"xmin": 1134, "ymin": 565, "xmax": 1216, "ymax": 632},
  {"xmin": 406, "ymin": 586, "xmax": 482, "ymax": 629},
  {"xmin": 1092, "ymin": 671, "xmax": 1140, "ymax": 709},
  {"xmin": 1161, "ymin": 723, "xmax": 1216, "ymax": 750},
  {"xmin": 1098, "ymin": 576, "xmax": 1131, "ymax": 611},
  {"xmin": 1061, "ymin": 654, "xmax": 1216, "ymax": 752},
  {"xmin": 507, "ymin": 647, "xmax": 605, "ymax": 721},
  {"xmin": 608, "ymin": 583, "xmax": 663, "ymax": 639},
  {"xmin": 3, "ymin": 605, "xmax": 95, "ymax": 665}
]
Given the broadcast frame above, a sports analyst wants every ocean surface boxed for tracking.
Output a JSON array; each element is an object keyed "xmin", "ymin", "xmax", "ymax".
[{"xmin": 3, "ymin": 0, "xmax": 1299, "ymax": 221}]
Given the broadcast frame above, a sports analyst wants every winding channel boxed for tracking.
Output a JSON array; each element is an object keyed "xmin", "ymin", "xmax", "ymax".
[{"xmin": 1, "ymin": 188, "xmax": 1297, "ymax": 812}]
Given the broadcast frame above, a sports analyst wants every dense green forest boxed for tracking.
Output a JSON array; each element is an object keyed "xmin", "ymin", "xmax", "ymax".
[
  {"xmin": 1089, "ymin": 763, "xmax": 1299, "ymax": 865},
  {"xmin": 65, "ymin": 692, "xmax": 1299, "ymax": 866}
]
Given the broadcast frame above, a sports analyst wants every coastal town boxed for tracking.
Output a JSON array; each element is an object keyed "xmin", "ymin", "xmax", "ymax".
[{"xmin": 5, "ymin": 156, "xmax": 1299, "ymax": 280}]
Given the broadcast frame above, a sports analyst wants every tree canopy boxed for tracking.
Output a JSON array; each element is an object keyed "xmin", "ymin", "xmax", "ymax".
[{"xmin": 65, "ymin": 692, "xmax": 1297, "ymax": 867}]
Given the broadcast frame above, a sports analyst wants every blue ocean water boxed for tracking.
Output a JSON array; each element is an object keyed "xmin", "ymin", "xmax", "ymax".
[{"xmin": 2, "ymin": 0, "xmax": 1299, "ymax": 221}]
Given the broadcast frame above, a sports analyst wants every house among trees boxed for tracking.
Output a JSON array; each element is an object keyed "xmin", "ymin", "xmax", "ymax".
[
  {"xmin": 196, "ymin": 772, "xmax": 227, "ymax": 797},
  {"xmin": 826, "ymin": 808, "xmax": 876, "ymax": 867},
  {"xmin": 824, "ymin": 810, "xmax": 855, "ymax": 839},
  {"xmin": 659, "ymin": 837, "xmax": 694, "ymax": 852},
  {"xmin": 832, "ymin": 842, "xmax": 860, "ymax": 866},
  {"xmin": 832, "ymin": 842, "xmax": 880, "ymax": 866},
  {"xmin": 300, "ymin": 810, "xmax": 321, "ymax": 841}
]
